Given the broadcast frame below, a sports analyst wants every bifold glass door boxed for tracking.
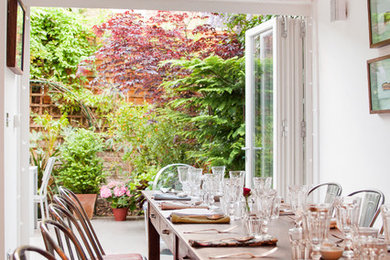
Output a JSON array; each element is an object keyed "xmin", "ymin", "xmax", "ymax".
[{"xmin": 245, "ymin": 17, "xmax": 307, "ymax": 197}]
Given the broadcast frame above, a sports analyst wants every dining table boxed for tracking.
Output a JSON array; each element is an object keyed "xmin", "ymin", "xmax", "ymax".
[{"xmin": 143, "ymin": 190, "xmax": 295, "ymax": 260}]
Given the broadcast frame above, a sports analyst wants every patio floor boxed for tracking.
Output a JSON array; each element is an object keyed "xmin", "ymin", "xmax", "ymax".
[{"xmin": 30, "ymin": 218, "xmax": 172, "ymax": 259}]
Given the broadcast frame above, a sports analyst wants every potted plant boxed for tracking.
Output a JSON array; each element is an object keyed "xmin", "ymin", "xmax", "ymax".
[
  {"xmin": 56, "ymin": 128, "xmax": 105, "ymax": 219},
  {"xmin": 100, "ymin": 181, "xmax": 132, "ymax": 221}
]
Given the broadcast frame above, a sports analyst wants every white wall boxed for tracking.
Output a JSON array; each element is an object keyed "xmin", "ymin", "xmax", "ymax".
[
  {"xmin": 0, "ymin": 0, "xmax": 6, "ymax": 257},
  {"xmin": 0, "ymin": 0, "xmax": 31, "ymax": 256},
  {"xmin": 314, "ymin": 0, "xmax": 390, "ymax": 200}
]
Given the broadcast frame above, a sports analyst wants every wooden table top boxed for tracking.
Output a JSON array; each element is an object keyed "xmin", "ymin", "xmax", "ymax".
[{"xmin": 143, "ymin": 190, "xmax": 293, "ymax": 259}]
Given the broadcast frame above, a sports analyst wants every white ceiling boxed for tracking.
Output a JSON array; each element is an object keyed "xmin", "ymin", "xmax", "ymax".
[{"xmin": 28, "ymin": 0, "xmax": 312, "ymax": 16}]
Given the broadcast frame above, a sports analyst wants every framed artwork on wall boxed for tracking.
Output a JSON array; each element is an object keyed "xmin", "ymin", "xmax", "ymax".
[
  {"xmin": 7, "ymin": 0, "xmax": 26, "ymax": 75},
  {"xmin": 367, "ymin": 54, "xmax": 390, "ymax": 113},
  {"xmin": 368, "ymin": 0, "xmax": 390, "ymax": 48}
]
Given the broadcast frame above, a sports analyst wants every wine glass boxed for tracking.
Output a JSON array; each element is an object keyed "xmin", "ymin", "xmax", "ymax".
[
  {"xmin": 211, "ymin": 166, "xmax": 225, "ymax": 196},
  {"xmin": 335, "ymin": 196, "xmax": 361, "ymax": 258},
  {"xmin": 304, "ymin": 203, "xmax": 333, "ymax": 260},
  {"xmin": 202, "ymin": 173, "xmax": 219, "ymax": 209},
  {"xmin": 288, "ymin": 185, "xmax": 308, "ymax": 227},
  {"xmin": 189, "ymin": 167, "xmax": 202, "ymax": 198},
  {"xmin": 253, "ymin": 177, "xmax": 272, "ymax": 195},
  {"xmin": 178, "ymin": 166, "xmax": 191, "ymax": 195},
  {"xmin": 229, "ymin": 171, "xmax": 245, "ymax": 188}
]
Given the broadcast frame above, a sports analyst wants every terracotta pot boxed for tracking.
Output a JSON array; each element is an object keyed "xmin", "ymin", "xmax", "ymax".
[
  {"xmin": 74, "ymin": 194, "xmax": 97, "ymax": 220},
  {"xmin": 112, "ymin": 207, "xmax": 128, "ymax": 221}
]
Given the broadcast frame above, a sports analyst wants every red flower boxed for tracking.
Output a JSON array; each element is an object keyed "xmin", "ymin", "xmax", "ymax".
[{"xmin": 243, "ymin": 187, "xmax": 251, "ymax": 197}]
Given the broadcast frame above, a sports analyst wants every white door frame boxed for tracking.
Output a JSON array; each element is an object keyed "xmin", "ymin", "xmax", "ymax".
[{"xmin": 245, "ymin": 17, "xmax": 313, "ymax": 197}]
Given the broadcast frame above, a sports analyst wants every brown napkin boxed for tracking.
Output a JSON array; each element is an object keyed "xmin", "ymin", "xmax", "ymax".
[
  {"xmin": 170, "ymin": 212, "xmax": 230, "ymax": 224},
  {"xmin": 189, "ymin": 237, "xmax": 278, "ymax": 248},
  {"xmin": 160, "ymin": 202, "xmax": 208, "ymax": 210}
]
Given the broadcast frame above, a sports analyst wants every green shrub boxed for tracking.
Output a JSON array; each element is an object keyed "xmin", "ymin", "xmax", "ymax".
[{"xmin": 56, "ymin": 128, "xmax": 105, "ymax": 194}]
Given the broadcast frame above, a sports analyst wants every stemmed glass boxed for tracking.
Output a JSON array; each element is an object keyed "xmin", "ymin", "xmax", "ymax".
[
  {"xmin": 288, "ymin": 185, "xmax": 308, "ymax": 227},
  {"xmin": 253, "ymin": 177, "xmax": 272, "ymax": 195},
  {"xmin": 335, "ymin": 196, "xmax": 361, "ymax": 258},
  {"xmin": 211, "ymin": 166, "xmax": 225, "ymax": 196},
  {"xmin": 257, "ymin": 189, "xmax": 277, "ymax": 239},
  {"xmin": 221, "ymin": 178, "xmax": 241, "ymax": 219},
  {"xmin": 304, "ymin": 203, "xmax": 333, "ymax": 260},
  {"xmin": 229, "ymin": 171, "xmax": 245, "ymax": 188},
  {"xmin": 202, "ymin": 173, "xmax": 220, "ymax": 209},
  {"xmin": 178, "ymin": 166, "xmax": 191, "ymax": 195},
  {"xmin": 189, "ymin": 167, "xmax": 202, "ymax": 198}
]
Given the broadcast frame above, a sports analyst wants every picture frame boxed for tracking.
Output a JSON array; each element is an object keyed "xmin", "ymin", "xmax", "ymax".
[
  {"xmin": 367, "ymin": 0, "xmax": 390, "ymax": 48},
  {"xmin": 7, "ymin": 0, "xmax": 26, "ymax": 75},
  {"xmin": 367, "ymin": 54, "xmax": 390, "ymax": 114}
]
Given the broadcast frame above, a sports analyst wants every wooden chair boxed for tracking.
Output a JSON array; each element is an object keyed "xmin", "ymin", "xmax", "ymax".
[
  {"xmin": 40, "ymin": 219, "xmax": 88, "ymax": 260},
  {"xmin": 33, "ymin": 157, "xmax": 57, "ymax": 220},
  {"xmin": 48, "ymin": 202, "xmax": 98, "ymax": 259},
  {"xmin": 12, "ymin": 245, "xmax": 56, "ymax": 260},
  {"xmin": 348, "ymin": 189, "xmax": 385, "ymax": 227},
  {"xmin": 57, "ymin": 187, "xmax": 144, "ymax": 260},
  {"xmin": 307, "ymin": 182, "xmax": 342, "ymax": 204}
]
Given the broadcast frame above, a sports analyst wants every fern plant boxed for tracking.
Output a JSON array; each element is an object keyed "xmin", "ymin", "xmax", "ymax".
[{"xmin": 161, "ymin": 55, "xmax": 246, "ymax": 170}]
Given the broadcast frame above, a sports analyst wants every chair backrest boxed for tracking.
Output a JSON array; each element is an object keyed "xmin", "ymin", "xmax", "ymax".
[
  {"xmin": 40, "ymin": 219, "xmax": 88, "ymax": 260},
  {"xmin": 58, "ymin": 187, "xmax": 105, "ymax": 256},
  {"xmin": 48, "ymin": 202, "xmax": 99, "ymax": 260},
  {"xmin": 152, "ymin": 163, "xmax": 192, "ymax": 190},
  {"xmin": 39, "ymin": 157, "xmax": 57, "ymax": 197},
  {"xmin": 12, "ymin": 245, "xmax": 56, "ymax": 260},
  {"xmin": 348, "ymin": 189, "xmax": 385, "ymax": 227},
  {"xmin": 307, "ymin": 182, "xmax": 342, "ymax": 204}
]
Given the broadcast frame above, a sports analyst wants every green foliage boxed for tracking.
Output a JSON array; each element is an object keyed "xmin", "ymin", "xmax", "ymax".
[
  {"xmin": 127, "ymin": 171, "xmax": 155, "ymax": 213},
  {"xmin": 30, "ymin": 113, "xmax": 69, "ymax": 186},
  {"xmin": 56, "ymin": 128, "xmax": 105, "ymax": 194},
  {"xmin": 30, "ymin": 8, "xmax": 97, "ymax": 85},
  {"xmin": 106, "ymin": 102, "xmax": 192, "ymax": 174},
  {"xmin": 221, "ymin": 14, "xmax": 273, "ymax": 46},
  {"xmin": 161, "ymin": 55, "xmax": 246, "ymax": 170}
]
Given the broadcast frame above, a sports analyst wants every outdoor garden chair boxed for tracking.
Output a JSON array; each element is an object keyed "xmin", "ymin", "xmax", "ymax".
[
  {"xmin": 348, "ymin": 189, "xmax": 385, "ymax": 227},
  {"xmin": 12, "ymin": 245, "xmax": 56, "ymax": 260},
  {"xmin": 57, "ymin": 187, "xmax": 145, "ymax": 260},
  {"xmin": 307, "ymin": 182, "xmax": 342, "ymax": 204},
  {"xmin": 40, "ymin": 219, "xmax": 88, "ymax": 260},
  {"xmin": 33, "ymin": 157, "xmax": 57, "ymax": 220},
  {"xmin": 152, "ymin": 163, "xmax": 192, "ymax": 190}
]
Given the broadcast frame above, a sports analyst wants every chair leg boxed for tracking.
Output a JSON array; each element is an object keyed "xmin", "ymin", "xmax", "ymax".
[
  {"xmin": 44, "ymin": 197, "xmax": 49, "ymax": 220},
  {"xmin": 40, "ymin": 200, "xmax": 46, "ymax": 220}
]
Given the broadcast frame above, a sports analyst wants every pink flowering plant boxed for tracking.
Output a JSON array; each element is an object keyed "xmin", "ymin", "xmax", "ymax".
[{"xmin": 100, "ymin": 181, "xmax": 133, "ymax": 209}]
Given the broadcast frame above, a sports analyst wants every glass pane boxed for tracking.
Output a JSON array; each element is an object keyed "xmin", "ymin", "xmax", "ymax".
[{"xmin": 254, "ymin": 29, "xmax": 273, "ymax": 178}]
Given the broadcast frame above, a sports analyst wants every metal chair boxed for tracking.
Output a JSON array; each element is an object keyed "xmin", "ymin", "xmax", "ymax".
[
  {"xmin": 48, "ymin": 202, "xmax": 98, "ymax": 259},
  {"xmin": 40, "ymin": 219, "xmax": 88, "ymax": 260},
  {"xmin": 307, "ymin": 182, "xmax": 342, "ymax": 204},
  {"xmin": 57, "ymin": 187, "xmax": 144, "ymax": 260},
  {"xmin": 12, "ymin": 245, "xmax": 56, "ymax": 260},
  {"xmin": 348, "ymin": 189, "xmax": 385, "ymax": 227},
  {"xmin": 152, "ymin": 163, "xmax": 192, "ymax": 190},
  {"xmin": 33, "ymin": 157, "xmax": 57, "ymax": 220}
]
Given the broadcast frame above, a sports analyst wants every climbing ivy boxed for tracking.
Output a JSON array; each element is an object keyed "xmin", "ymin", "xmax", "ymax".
[{"xmin": 30, "ymin": 8, "xmax": 97, "ymax": 85}]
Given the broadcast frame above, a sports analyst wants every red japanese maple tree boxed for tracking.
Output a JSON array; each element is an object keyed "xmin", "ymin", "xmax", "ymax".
[{"xmin": 85, "ymin": 10, "xmax": 242, "ymax": 102}]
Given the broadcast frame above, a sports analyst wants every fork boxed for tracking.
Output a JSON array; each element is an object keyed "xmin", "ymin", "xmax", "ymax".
[
  {"xmin": 184, "ymin": 225, "xmax": 237, "ymax": 234},
  {"xmin": 209, "ymin": 247, "xmax": 278, "ymax": 259}
]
